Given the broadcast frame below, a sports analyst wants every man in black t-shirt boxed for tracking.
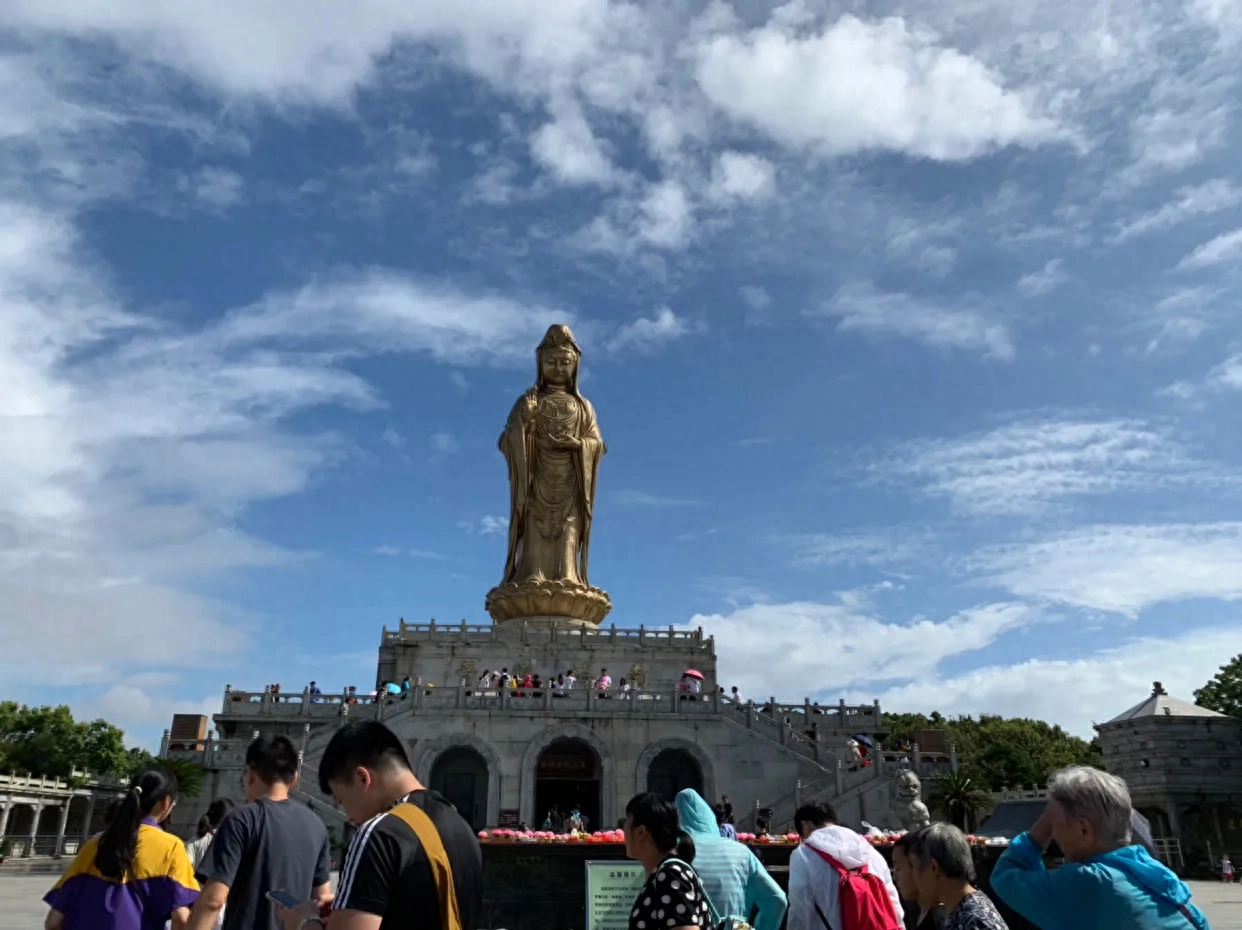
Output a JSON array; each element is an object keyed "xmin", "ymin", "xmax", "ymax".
[
  {"xmin": 187, "ymin": 735, "xmax": 331, "ymax": 930},
  {"xmin": 276, "ymin": 720, "xmax": 482, "ymax": 930}
]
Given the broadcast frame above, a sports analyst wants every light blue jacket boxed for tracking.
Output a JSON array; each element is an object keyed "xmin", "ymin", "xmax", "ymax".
[
  {"xmin": 674, "ymin": 789, "xmax": 787, "ymax": 930},
  {"xmin": 991, "ymin": 832, "xmax": 1211, "ymax": 930}
]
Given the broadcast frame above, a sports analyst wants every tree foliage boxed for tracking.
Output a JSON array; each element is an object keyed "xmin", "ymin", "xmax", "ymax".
[
  {"xmin": 930, "ymin": 771, "xmax": 994, "ymax": 831},
  {"xmin": 1194, "ymin": 654, "xmax": 1242, "ymax": 718},
  {"xmin": 0, "ymin": 703, "xmax": 131, "ymax": 778},
  {"xmin": 883, "ymin": 711, "xmax": 1101, "ymax": 791}
]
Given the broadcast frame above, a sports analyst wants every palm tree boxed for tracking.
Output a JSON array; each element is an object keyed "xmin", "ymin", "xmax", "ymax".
[
  {"xmin": 160, "ymin": 758, "xmax": 205, "ymax": 798},
  {"xmin": 931, "ymin": 771, "xmax": 993, "ymax": 832}
]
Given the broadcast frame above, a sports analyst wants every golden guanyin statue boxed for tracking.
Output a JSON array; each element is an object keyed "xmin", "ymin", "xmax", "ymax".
[{"xmin": 485, "ymin": 324, "xmax": 612, "ymax": 625}]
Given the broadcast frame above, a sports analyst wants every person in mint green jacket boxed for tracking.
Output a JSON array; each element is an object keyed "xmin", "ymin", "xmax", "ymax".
[
  {"xmin": 674, "ymin": 789, "xmax": 787, "ymax": 930},
  {"xmin": 991, "ymin": 766, "xmax": 1210, "ymax": 930}
]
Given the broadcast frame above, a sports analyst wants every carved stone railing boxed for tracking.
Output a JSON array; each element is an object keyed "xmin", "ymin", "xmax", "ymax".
[
  {"xmin": 878, "ymin": 748, "xmax": 957, "ymax": 777},
  {"xmin": 380, "ymin": 619, "xmax": 715, "ymax": 652},
  {"xmin": 0, "ymin": 770, "xmax": 128, "ymax": 792}
]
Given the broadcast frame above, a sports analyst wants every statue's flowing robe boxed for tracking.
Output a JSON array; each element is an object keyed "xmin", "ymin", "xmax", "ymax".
[{"xmin": 499, "ymin": 389, "xmax": 604, "ymax": 587}]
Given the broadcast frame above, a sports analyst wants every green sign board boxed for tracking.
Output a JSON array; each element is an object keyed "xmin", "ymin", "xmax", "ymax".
[{"xmin": 585, "ymin": 859, "xmax": 646, "ymax": 930}]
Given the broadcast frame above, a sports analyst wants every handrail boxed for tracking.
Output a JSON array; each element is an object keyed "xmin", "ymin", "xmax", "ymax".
[{"xmin": 377, "ymin": 619, "xmax": 715, "ymax": 651}]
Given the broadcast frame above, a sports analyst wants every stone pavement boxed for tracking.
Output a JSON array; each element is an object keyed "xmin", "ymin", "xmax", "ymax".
[{"xmin": 0, "ymin": 875, "xmax": 1239, "ymax": 928}]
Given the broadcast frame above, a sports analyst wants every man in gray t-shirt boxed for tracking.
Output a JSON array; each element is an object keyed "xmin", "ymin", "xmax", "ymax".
[{"xmin": 187, "ymin": 736, "xmax": 331, "ymax": 930}]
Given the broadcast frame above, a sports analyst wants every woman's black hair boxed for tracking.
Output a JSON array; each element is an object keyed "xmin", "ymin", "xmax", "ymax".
[
  {"xmin": 95, "ymin": 768, "xmax": 179, "ymax": 879},
  {"xmin": 196, "ymin": 798, "xmax": 236, "ymax": 838},
  {"xmin": 625, "ymin": 793, "xmax": 695, "ymax": 864}
]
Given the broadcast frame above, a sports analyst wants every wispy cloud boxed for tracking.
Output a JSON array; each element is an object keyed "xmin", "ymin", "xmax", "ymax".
[
  {"xmin": 1177, "ymin": 228, "xmax": 1242, "ymax": 270},
  {"xmin": 883, "ymin": 417, "xmax": 1221, "ymax": 516},
  {"xmin": 429, "ymin": 431, "xmax": 459, "ymax": 454},
  {"xmin": 1017, "ymin": 258, "xmax": 1068, "ymax": 297},
  {"xmin": 968, "ymin": 523, "xmax": 1242, "ymax": 616},
  {"xmin": 1163, "ymin": 352, "xmax": 1242, "ymax": 399},
  {"xmin": 1112, "ymin": 179, "xmax": 1242, "ymax": 243},
  {"xmin": 782, "ymin": 531, "xmax": 922, "ymax": 568},
  {"xmin": 814, "ymin": 283, "xmax": 1013, "ymax": 359},
  {"xmin": 606, "ymin": 308, "xmax": 699, "ymax": 355},
  {"xmin": 613, "ymin": 490, "xmax": 702, "ymax": 508},
  {"xmin": 460, "ymin": 515, "xmax": 509, "ymax": 536},
  {"xmin": 380, "ymin": 427, "xmax": 406, "ymax": 448}
]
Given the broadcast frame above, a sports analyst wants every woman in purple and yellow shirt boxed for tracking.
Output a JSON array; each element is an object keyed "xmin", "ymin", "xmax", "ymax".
[{"xmin": 44, "ymin": 767, "xmax": 200, "ymax": 930}]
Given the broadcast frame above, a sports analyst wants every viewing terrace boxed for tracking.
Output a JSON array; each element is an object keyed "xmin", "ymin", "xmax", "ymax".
[{"xmin": 380, "ymin": 619, "xmax": 715, "ymax": 650}]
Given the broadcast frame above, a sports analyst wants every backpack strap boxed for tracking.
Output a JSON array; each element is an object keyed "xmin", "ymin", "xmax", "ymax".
[{"xmin": 387, "ymin": 802, "xmax": 462, "ymax": 930}]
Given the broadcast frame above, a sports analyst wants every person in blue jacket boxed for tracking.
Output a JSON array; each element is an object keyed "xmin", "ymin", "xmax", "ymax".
[
  {"xmin": 674, "ymin": 788, "xmax": 787, "ymax": 930},
  {"xmin": 991, "ymin": 766, "xmax": 1210, "ymax": 930}
]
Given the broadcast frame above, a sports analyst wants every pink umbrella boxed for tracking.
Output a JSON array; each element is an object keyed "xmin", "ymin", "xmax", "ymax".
[{"xmin": 683, "ymin": 669, "xmax": 704, "ymax": 680}]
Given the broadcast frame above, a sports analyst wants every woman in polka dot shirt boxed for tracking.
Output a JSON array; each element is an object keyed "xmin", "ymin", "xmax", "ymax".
[{"xmin": 623, "ymin": 793, "xmax": 716, "ymax": 930}]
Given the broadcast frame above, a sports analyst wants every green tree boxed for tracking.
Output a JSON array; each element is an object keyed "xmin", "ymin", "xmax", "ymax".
[
  {"xmin": 1194, "ymin": 654, "xmax": 1242, "ymax": 718},
  {"xmin": 124, "ymin": 749, "xmax": 204, "ymax": 799},
  {"xmin": 931, "ymin": 771, "xmax": 994, "ymax": 831},
  {"xmin": 882, "ymin": 710, "xmax": 1100, "ymax": 790},
  {"xmin": 0, "ymin": 702, "xmax": 137, "ymax": 779}
]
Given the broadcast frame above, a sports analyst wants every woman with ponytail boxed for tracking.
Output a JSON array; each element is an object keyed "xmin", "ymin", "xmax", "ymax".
[
  {"xmin": 623, "ymin": 792, "xmax": 715, "ymax": 930},
  {"xmin": 44, "ymin": 767, "xmax": 200, "ymax": 930}
]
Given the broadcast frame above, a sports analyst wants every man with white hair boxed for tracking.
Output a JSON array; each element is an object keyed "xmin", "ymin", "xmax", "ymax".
[{"xmin": 991, "ymin": 766, "xmax": 1209, "ymax": 929}]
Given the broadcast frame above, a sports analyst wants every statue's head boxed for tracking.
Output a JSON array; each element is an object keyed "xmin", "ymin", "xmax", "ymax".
[
  {"xmin": 893, "ymin": 769, "xmax": 922, "ymax": 800},
  {"xmin": 536, "ymin": 324, "xmax": 581, "ymax": 391}
]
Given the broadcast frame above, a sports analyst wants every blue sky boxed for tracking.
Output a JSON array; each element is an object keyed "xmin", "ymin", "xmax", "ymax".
[{"xmin": 3, "ymin": 0, "xmax": 1242, "ymax": 748}]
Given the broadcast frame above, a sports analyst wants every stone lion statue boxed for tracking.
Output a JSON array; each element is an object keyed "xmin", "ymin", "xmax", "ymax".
[{"xmin": 890, "ymin": 768, "xmax": 931, "ymax": 833}]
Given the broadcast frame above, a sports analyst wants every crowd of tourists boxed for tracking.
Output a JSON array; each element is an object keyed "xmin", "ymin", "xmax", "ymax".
[{"xmin": 41, "ymin": 724, "xmax": 1215, "ymax": 930}]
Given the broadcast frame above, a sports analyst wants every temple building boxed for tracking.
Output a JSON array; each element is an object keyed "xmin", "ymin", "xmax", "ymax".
[
  {"xmin": 161, "ymin": 325, "xmax": 954, "ymax": 840},
  {"xmin": 1095, "ymin": 681, "xmax": 1242, "ymax": 868}
]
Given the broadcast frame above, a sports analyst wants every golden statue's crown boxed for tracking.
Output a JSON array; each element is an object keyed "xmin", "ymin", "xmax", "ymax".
[{"xmin": 537, "ymin": 324, "xmax": 581, "ymax": 355}]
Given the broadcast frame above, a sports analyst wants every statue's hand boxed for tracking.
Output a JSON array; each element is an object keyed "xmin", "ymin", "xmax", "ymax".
[
  {"xmin": 520, "ymin": 391, "xmax": 539, "ymax": 422},
  {"xmin": 553, "ymin": 436, "xmax": 582, "ymax": 450}
]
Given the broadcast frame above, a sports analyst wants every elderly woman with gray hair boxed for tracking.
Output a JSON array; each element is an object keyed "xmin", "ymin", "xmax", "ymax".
[
  {"xmin": 907, "ymin": 823, "xmax": 1008, "ymax": 930},
  {"xmin": 991, "ymin": 765, "xmax": 1209, "ymax": 929}
]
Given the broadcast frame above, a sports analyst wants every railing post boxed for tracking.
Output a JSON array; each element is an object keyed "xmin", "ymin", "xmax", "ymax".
[
  {"xmin": 795, "ymin": 779, "xmax": 802, "ymax": 810},
  {"xmin": 204, "ymin": 732, "xmax": 216, "ymax": 768},
  {"xmin": 460, "ymin": 619, "xmax": 468, "ymax": 637},
  {"xmin": 670, "ymin": 689, "xmax": 679, "ymax": 712},
  {"xmin": 585, "ymin": 687, "xmax": 594, "ymax": 713},
  {"xmin": 456, "ymin": 686, "xmax": 464, "ymax": 709},
  {"xmin": 301, "ymin": 693, "xmax": 311, "ymax": 716},
  {"xmin": 835, "ymin": 760, "xmax": 844, "ymax": 795},
  {"xmin": 610, "ymin": 623, "xmax": 616, "ymax": 643},
  {"xmin": 950, "ymin": 745, "xmax": 958, "ymax": 772},
  {"xmin": 875, "ymin": 746, "xmax": 884, "ymax": 775},
  {"xmin": 804, "ymin": 698, "xmax": 812, "ymax": 723},
  {"xmin": 873, "ymin": 698, "xmax": 881, "ymax": 724},
  {"xmin": 780, "ymin": 722, "xmax": 788, "ymax": 746},
  {"xmin": 429, "ymin": 619, "xmax": 436, "ymax": 634},
  {"xmin": 747, "ymin": 702, "xmax": 756, "ymax": 730},
  {"xmin": 521, "ymin": 621, "xmax": 528, "ymax": 644},
  {"xmin": 159, "ymin": 729, "xmax": 170, "ymax": 758},
  {"xmin": 913, "ymin": 745, "xmax": 922, "ymax": 773},
  {"xmin": 838, "ymin": 699, "xmax": 847, "ymax": 727},
  {"xmin": 639, "ymin": 624, "xmax": 646, "ymax": 645},
  {"xmin": 697, "ymin": 626, "xmax": 704, "ymax": 644},
  {"xmin": 543, "ymin": 687, "xmax": 552, "ymax": 710},
  {"xmin": 500, "ymin": 687, "xmax": 509, "ymax": 711}
]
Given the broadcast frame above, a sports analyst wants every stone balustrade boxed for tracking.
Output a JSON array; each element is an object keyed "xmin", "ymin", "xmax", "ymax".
[
  {"xmin": 380, "ymin": 618, "xmax": 714, "ymax": 651},
  {"xmin": 0, "ymin": 770, "xmax": 127, "ymax": 792},
  {"xmin": 878, "ymin": 747, "xmax": 958, "ymax": 777}
]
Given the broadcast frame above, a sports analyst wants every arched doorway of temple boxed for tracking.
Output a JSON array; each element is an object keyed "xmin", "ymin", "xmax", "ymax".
[
  {"xmin": 430, "ymin": 747, "xmax": 489, "ymax": 832},
  {"xmin": 535, "ymin": 738, "xmax": 601, "ymax": 831},
  {"xmin": 646, "ymin": 748, "xmax": 703, "ymax": 801}
]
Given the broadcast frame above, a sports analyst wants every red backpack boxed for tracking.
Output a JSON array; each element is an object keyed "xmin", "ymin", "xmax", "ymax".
[{"xmin": 808, "ymin": 847, "xmax": 902, "ymax": 930}]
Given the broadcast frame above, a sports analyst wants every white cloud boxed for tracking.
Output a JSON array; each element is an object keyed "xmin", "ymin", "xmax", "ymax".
[
  {"xmin": 373, "ymin": 545, "xmax": 402, "ymax": 556},
  {"xmin": 886, "ymin": 417, "xmax": 1210, "ymax": 516},
  {"xmin": 868, "ymin": 625, "xmax": 1241, "ymax": 738},
  {"xmin": 1016, "ymin": 258, "xmax": 1068, "ymax": 297},
  {"xmin": 479, "ymin": 515, "xmax": 509, "ymax": 536},
  {"xmin": 708, "ymin": 152, "xmax": 775, "ymax": 203},
  {"xmin": 606, "ymin": 307, "xmax": 697, "ymax": 354},
  {"xmin": 613, "ymin": 490, "xmax": 702, "ymax": 507},
  {"xmin": 1112, "ymin": 179, "xmax": 1242, "ymax": 243},
  {"xmin": 429, "ymin": 431, "xmax": 459, "ymax": 453},
  {"xmin": 969, "ymin": 523, "xmax": 1242, "ymax": 616},
  {"xmin": 740, "ymin": 285, "xmax": 773, "ymax": 325},
  {"xmin": 186, "ymin": 166, "xmax": 244, "ymax": 209},
  {"xmin": 380, "ymin": 427, "xmax": 406, "ymax": 448},
  {"xmin": 694, "ymin": 14, "xmax": 1059, "ymax": 161},
  {"xmin": 815, "ymin": 283, "xmax": 1013, "ymax": 359},
  {"xmin": 218, "ymin": 269, "xmax": 569, "ymax": 365},
  {"xmin": 530, "ymin": 105, "xmax": 616, "ymax": 186},
  {"xmin": 1177, "ymin": 227, "xmax": 1242, "ymax": 270},
  {"xmin": 637, "ymin": 181, "xmax": 693, "ymax": 249},
  {"xmin": 409, "ymin": 548, "xmax": 443, "ymax": 560},
  {"xmin": 693, "ymin": 599, "xmax": 1035, "ymax": 706},
  {"xmin": 783, "ymin": 531, "xmax": 922, "ymax": 568},
  {"xmin": 885, "ymin": 216, "xmax": 959, "ymax": 278},
  {"xmin": 1163, "ymin": 352, "xmax": 1242, "ymax": 399}
]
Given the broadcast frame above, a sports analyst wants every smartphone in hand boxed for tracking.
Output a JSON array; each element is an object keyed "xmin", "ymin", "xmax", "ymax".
[{"xmin": 266, "ymin": 890, "xmax": 303, "ymax": 910}]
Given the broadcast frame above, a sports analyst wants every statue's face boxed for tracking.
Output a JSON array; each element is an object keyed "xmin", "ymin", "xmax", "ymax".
[
  {"xmin": 895, "ymin": 771, "xmax": 921, "ymax": 799},
  {"xmin": 541, "ymin": 347, "xmax": 577, "ymax": 387}
]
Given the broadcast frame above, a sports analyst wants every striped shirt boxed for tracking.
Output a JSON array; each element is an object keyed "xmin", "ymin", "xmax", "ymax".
[{"xmin": 335, "ymin": 789, "xmax": 482, "ymax": 929}]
